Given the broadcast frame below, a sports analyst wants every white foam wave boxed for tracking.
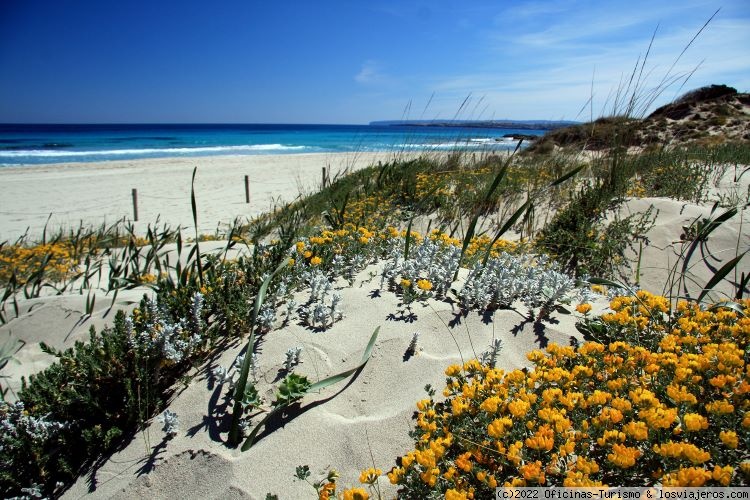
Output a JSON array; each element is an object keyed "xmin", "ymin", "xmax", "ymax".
[
  {"xmin": 0, "ymin": 144, "xmax": 309, "ymax": 158},
  {"xmin": 393, "ymin": 141, "xmax": 512, "ymax": 150}
]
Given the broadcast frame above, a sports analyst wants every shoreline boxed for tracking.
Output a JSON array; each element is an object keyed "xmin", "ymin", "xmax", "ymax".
[{"xmin": 0, "ymin": 152, "xmax": 400, "ymax": 241}]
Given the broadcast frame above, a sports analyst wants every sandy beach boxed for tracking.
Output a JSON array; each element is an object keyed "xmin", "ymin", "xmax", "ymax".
[{"xmin": 0, "ymin": 152, "xmax": 399, "ymax": 241}]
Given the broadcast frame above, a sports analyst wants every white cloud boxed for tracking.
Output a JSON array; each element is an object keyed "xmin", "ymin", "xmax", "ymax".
[
  {"xmin": 418, "ymin": 11, "xmax": 750, "ymax": 120},
  {"xmin": 355, "ymin": 60, "xmax": 384, "ymax": 84}
]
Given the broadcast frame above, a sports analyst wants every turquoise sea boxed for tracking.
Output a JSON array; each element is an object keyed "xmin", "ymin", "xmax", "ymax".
[{"xmin": 0, "ymin": 124, "xmax": 547, "ymax": 166}]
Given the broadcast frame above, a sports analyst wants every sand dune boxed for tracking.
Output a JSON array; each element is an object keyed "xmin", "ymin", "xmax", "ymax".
[{"xmin": 1, "ymin": 154, "xmax": 747, "ymax": 498}]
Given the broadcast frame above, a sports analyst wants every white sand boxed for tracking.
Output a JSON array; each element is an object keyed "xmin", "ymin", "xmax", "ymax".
[
  {"xmin": 616, "ymin": 196, "xmax": 749, "ymax": 301},
  {"xmin": 0, "ymin": 152, "xmax": 397, "ymax": 241}
]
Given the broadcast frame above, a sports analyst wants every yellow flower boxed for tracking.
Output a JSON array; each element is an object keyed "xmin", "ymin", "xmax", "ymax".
[
  {"xmin": 575, "ymin": 457, "xmax": 600, "ymax": 475},
  {"xmin": 358, "ymin": 467, "xmax": 381, "ymax": 485},
  {"xmin": 310, "ymin": 256, "xmax": 322, "ymax": 266},
  {"xmin": 683, "ymin": 413, "xmax": 708, "ymax": 432},
  {"xmin": 419, "ymin": 467, "xmax": 439, "ymax": 487},
  {"xmin": 445, "ymin": 489, "xmax": 469, "ymax": 500},
  {"xmin": 295, "ymin": 241, "xmax": 305, "ymax": 252},
  {"xmin": 140, "ymin": 273, "xmax": 157, "ymax": 283},
  {"xmin": 416, "ymin": 279, "xmax": 433, "ymax": 291},
  {"xmin": 445, "ymin": 364, "xmax": 461, "ymax": 377},
  {"xmin": 712, "ymin": 465, "xmax": 734, "ymax": 486},
  {"xmin": 507, "ymin": 399, "xmax": 530, "ymax": 417},
  {"xmin": 654, "ymin": 441, "xmax": 710, "ymax": 464},
  {"xmin": 576, "ymin": 303, "xmax": 592, "ymax": 314},
  {"xmin": 319, "ymin": 481, "xmax": 336, "ymax": 500},
  {"xmin": 342, "ymin": 487, "xmax": 369, "ymax": 500},
  {"xmin": 455, "ymin": 452, "xmax": 472, "ymax": 472},
  {"xmin": 387, "ymin": 466, "xmax": 404, "ymax": 484},
  {"xmin": 480, "ymin": 396, "xmax": 502, "ymax": 414},
  {"xmin": 400, "ymin": 278, "xmax": 412, "ymax": 288},
  {"xmin": 303, "ymin": 250, "xmax": 313, "ymax": 259},
  {"xmin": 519, "ymin": 460, "xmax": 546, "ymax": 484},
  {"xmin": 706, "ymin": 400, "xmax": 735, "ymax": 414},
  {"xmin": 623, "ymin": 421, "xmax": 649, "ymax": 441},
  {"xmin": 663, "ymin": 467, "xmax": 711, "ymax": 486},
  {"xmin": 607, "ymin": 443, "xmax": 641, "ymax": 468},
  {"xmin": 525, "ymin": 425, "xmax": 555, "ymax": 451},
  {"xmin": 719, "ymin": 430, "xmax": 738, "ymax": 449}
]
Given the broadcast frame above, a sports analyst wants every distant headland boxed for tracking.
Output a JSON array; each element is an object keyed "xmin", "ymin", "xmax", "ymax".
[{"xmin": 369, "ymin": 119, "xmax": 578, "ymax": 130}]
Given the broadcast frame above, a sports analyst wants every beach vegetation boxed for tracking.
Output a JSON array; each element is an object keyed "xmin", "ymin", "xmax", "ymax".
[{"xmin": 319, "ymin": 294, "xmax": 750, "ymax": 496}]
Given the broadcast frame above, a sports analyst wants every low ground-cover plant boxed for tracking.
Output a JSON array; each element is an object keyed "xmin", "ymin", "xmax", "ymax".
[
  {"xmin": 378, "ymin": 293, "xmax": 749, "ymax": 497},
  {"xmin": 0, "ymin": 290, "xmax": 206, "ymax": 496}
]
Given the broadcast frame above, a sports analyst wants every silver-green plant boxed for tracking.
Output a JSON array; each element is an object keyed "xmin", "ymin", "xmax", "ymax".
[
  {"xmin": 284, "ymin": 347, "xmax": 303, "ymax": 372},
  {"xmin": 407, "ymin": 332, "xmax": 420, "ymax": 357},
  {"xmin": 460, "ymin": 252, "xmax": 579, "ymax": 318},
  {"xmin": 300, "ymin": 273, "xmax": 343, "ymax": 329},
  {"xmin": 158, "ymin": 409, "xmax": 179, "ymax": 439},
  {"xmin": 127, "ymin": 292, "xmax": 204, "ymax": 364},
  {"xmin": 0, "ymin": 401, "xmax": 65, "ymax": 452},
  {"xmin": 381, "ymin": 236, "xmax": 461, "ymax": 298},
  {"xmin": 479, "ymin": 338, "xmax": 503, "ymax": 369}
]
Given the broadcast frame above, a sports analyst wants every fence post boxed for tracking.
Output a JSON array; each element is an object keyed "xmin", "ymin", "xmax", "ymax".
[
  {"xmin": 244, "ymin": 175, "xmax": 250, "ymax": 204},
  {"xmin": 132, "ymin": 188, "xmax": 139, "ymax": 221},
  {"xmin": 321, "ymin": 166, "xmax": 327, "ymax": 188}
]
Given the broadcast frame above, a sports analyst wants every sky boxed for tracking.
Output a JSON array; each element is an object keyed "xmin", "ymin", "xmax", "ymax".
[{"xmin": 0, "ymin": 0, "xmax": 748, "ymax": 124}]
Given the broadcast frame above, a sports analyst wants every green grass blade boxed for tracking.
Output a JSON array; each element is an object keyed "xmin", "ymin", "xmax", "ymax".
[
  {"xmin": 707, "ymin": 300, "xmax": 746, "ymax": 317},
  {"xmin": 736, "ymin": 272, "xmax": 749, "ymax": 300},
  {"xmin": 681, "ymin": 206, "xmax": 738, "ymax": 279},
  {"xmin": 242, "ymin": 326, "xmax": 380, "ymax": 451},
  {"xmin": 228, "ymin": 257, "xmax": 290, "ymax": 446},
  {"xmin": 481, "ymin": 200, "xmax": 533, "ymax": 267},
  {"xmin": 308, "ymin": 326, "xmax": 379, "ymax": 392},
  {"xmin": 190, "ymin": 167, "xmax": 204, "ymax": 287},
  {"xmin": 548, "ymin": 165, "xmax": 585, "ymax": 187},
  {"xmin": 403, "ymin": 217, "xmax": 415, "ymax": 260},
  {"xmin": 697, "ymin": 251, "xmax": 747, "ymax": 303},
  {"xmin": 453, "ymin": 147, "xmax": 523, "ymax": 280},
  {"xmin": 240, "ymin": 407, "xmax": 279, "ymax": 452}
]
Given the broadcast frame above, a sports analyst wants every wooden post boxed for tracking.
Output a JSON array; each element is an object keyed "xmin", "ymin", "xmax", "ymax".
[
  {"xmin": 131, "ymin": 188, "xmax": 139, "ymax": 221},
  {"xmin": 244, "ymin": 175, "xmax": 250, "ymax": 204},
  {"xmin": 322, "ymin": 166, "xmax": 327, "ymax": 188}
]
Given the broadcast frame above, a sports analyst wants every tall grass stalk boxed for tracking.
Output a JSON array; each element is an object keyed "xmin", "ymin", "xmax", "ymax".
[
  {"xmin": 453, "ymin": 140, "xmax": 522, "ymax": 280},
  {"xmin": 228, "ymin": 257, "xmax": 290, "ymax": 446}
]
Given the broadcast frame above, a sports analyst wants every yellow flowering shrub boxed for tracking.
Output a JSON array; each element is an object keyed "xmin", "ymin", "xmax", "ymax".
[
  {"xmin": 385, "ymin": 296, "xmax": 750, "ymax": 496},
  {"xmin": 0, "ymin": 242, "xmax": 78, "ymax": 284}
]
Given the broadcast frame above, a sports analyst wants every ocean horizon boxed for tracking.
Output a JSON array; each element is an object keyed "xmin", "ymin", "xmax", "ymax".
[{"xmin": 0, "ymin": 123, "xmax": 546, "ymax": 166}]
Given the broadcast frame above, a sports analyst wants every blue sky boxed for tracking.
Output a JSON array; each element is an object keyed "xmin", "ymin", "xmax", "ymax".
[{"xmin": 0, "ymin": 0, "xmax": 747, "ymax": 123}]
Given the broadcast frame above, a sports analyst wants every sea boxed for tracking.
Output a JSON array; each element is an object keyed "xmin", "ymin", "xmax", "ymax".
[{"xmin": 0, "ymin": 124, "xmax": 547, "ymax": 166}]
